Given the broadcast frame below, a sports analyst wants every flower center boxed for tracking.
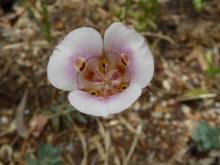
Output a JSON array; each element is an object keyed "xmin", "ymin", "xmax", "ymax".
[{"xmin": 75, "ymin": 54, "xmax": 130, "ymax": 97}]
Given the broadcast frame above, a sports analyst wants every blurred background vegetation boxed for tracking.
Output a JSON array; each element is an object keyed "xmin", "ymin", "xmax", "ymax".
[{"xmin": 0, "ymin": 0, "xmax": 220, "ymax": 164}]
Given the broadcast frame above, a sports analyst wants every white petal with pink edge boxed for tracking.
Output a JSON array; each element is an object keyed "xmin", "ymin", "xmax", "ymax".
[
  {"xmin": 57, "ymin": 27, "xmax": 103, "ymax": 59},
  {"xmin": 68, "ymin": 84, "xmax": 141, "ymax": 117},
  {"xmin": 47, "ymin": 27, "xmax": 103, "ymax": 91},
  {"xmin": 68, "ymin": 90, "xmax": 108, "ymax": 117},
  {"xmin": 47, "ymin": 50, "xmax": 78, "ymax": 91},
  {"xmin": 104, "ymin": 84, "xmax": 142, "ymax": 115},
  {"xmin": 104, "ymin": 22, "xmax": 154, "ymax": 88}
]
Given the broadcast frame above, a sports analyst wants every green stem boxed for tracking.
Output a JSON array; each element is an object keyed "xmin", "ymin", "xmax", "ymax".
[{"xmin": 124, "ymin": 0, "xmax": 131, "ymax": 23}]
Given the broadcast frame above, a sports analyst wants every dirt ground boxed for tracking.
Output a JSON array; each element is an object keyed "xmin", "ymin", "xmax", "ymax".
[{"xmin": 0, "ymin": 0, "xmax": 220, "ymax": 165}]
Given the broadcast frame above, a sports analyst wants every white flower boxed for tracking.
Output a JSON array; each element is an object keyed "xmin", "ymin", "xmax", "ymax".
[{"xmin": 47, "ymin": 22, "xmax": 154, "ymax": 117}]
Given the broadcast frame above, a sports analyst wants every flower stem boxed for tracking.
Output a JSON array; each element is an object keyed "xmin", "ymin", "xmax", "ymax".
[{"xmin": 124, "ymin": 0, "xmax": 131, "ymax": 23}]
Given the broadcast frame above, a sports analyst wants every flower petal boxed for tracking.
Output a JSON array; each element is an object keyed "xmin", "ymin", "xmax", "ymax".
[
  {"xmin": 68, "ymin": 90, "xmax": 108, "ymax": 117},
  {"xmin": 57, "ymin": 27, "xmax": 103, "ymax": 59},
  {"xmin": 68, "ymin": 84, "xmax": 141, "ymax": 117},
  {"xmin": 47, "ymin": 51, "xmax": 78, "ymax": 91},
  {"xmin": 104, "ymin": 22, "xmax": 154, "ymax": 88},
  {"xmin": 47, "ymin": 27, "xmax": 103, "ymax": 91},
  {"xmin": 104, "ymin": 84, "xmax": 142, "ymax": 115}
]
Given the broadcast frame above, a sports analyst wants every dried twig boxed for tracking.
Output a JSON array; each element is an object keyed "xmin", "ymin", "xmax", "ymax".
[
  {"xmin": 96, "ymin": 118, "xmax": 111, "ymax": 165},
  {"xmin": 74, "ymin": 124, "xmax": 88, "ymax": 165},
  {"xmin": 141, "ymin": 31, "xmax": 176, "ymax": 45},
  {"xmin": 16, "ymin": 90, "xmax": 29, "ymax": 139},
  {"xmin": 123, "ymin": 124, "xmax": 142, "ymax": 165},
  {"xmin": 118, "ymin": 116, "xmax": 137, "ymax": 134}
]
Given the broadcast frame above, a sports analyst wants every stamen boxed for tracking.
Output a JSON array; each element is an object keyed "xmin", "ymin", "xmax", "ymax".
[
  {"xmin": 74, "ymin": 57, "xmax": 86, "ymax": 72},
  {"xmin": 77, "ymin": 55, "xmax": 131, "ymax": 97},
  {"xmin": 120, "ymin": 83, "xmax": 129, "ymax": 91},
  {"xmin": 82, "ymin": 88, "xmax": 100, "ymax": 96},
  {"xmin": 90, "ymin": 90, "xmax": 98, "ymax": 96},
  {"xmin": 120, "ymin": 53, "xmax": 129, "ymax": 66},
  {"xmin": 99, "ymin": 55, "xmax": 108, "ymax": 74}
]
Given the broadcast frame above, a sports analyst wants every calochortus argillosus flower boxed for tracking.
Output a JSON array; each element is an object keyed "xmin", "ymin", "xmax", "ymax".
[{"xmin": 47, "ymin": 22, "xmax": 154, "ymax": 117}]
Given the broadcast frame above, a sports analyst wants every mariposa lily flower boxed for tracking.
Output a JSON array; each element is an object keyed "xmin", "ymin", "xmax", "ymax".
[{"xmin": 47, "ymin": 22, "xmax": 154, "ymax": 117}]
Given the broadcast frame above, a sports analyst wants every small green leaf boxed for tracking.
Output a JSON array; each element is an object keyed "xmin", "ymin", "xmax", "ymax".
[
  {"xmin": 193, "ymin": 0, "xmax": 206, "ymax": 12},
  {"xmin": 25, "ymin": 144, "xmax": 63, "ymax": 165},
  {"xmin": 178, "ymin": 88, "xmax": 216, "ymax": 101},
  {"xmin": 40, "ymin": 0, "xmax": 52, "ymax": 43},
  {"xmin": 207, "ymin": 66, "xmax": 220, "ymax": 77},
  {"xmin": 51, "ymin": 116, "xmax": 60, "ymax": 131},
  {"xmin": 192, "ymin": 121, "xmax": 220, "ymax": 151}
]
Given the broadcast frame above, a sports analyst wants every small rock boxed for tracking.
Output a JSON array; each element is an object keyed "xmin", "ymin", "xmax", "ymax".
[
  {"xmin": 149, "ymin": 96, "xmax": 157, "ymax": 103},
  {"xmin": 133, "ymin": 102, "xmax": 141, "ymax": 111},
  {"xmin": 162, "ymin": 80, "xmax": 171, "ymax": 91},
  {"xmin": 161, "ymin": 129, "xmax": 166, "ymax": 136},
  {"xmin": 24, "ymin": 109, "xmax": 30, "ymax": 115},
  {"xmin": 152, "ymin": 111, "xmax": 163, "ymax": 119},
  {"xmin": 163, "ymin": 120, "xmax": 169, "ymax": 125},
  {"xmin": 204, "ymin": 100, "xmax": 214, "ymax": 106},
  {"xmin": 65, "ymin": 143, "xmax": 74, "ymax": 152},
  {"xmin": 182, "ymin": 75, "xmax": 189, "ymax": 81},
  {"xmin": 153, "ymin": 119, "xmax": 158, "ymax": 124},
  {"xmin": 198, "ymin": 158, "xmax": 214, "ymax": 165},
  {"xmin": 181, "ymin": 105, "xmax": 191, "ymax": 116},
  {"xmin": 164, "ymin": 113, "xmax": 171, "ymax": 120},
  {"xmin": 0, "ymin": 116, "xmax": 9, "ymax": 125},
  {"xmin": 209, "ymin": 150, "xmax": 220, "ymax": 157},
  {"xmin": 215, "ymin": 102, "xmax": 220, "ymax": 107},
  {"xmin": 155, "ymin": 136, "xmax": 161, "ymax": 143},
  {"xmin": 161, "ymin": 101, "xmax": 168, "ymax": 107},
  {"xmin": 0, "ymin": 145, "xmax": 13, "ymax": 162},
  {"xmin": 172, "ymin": 120, "xmax": 178, "ymax": 126}
]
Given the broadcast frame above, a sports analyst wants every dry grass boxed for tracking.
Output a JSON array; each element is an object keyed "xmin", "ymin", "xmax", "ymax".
[{"xmin": 0, "ymin": 0, "xmax": 220, "ymax": 164}]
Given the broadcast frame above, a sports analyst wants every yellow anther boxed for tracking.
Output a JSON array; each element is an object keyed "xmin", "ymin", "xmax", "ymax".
[
  {"xmin": 82, "ymin": 87, "xmax": 100, "ymax": 96},
  {"xmin": 99, "ymin": 55, "xmax": 108, "ymax": 74},
  {"xmin": 120, "ymin": 83, "xmax": 129, "ymax": 91},
  {"xmin": 89, "ymin": 89, "xmax": 99, "ymax": 96}
]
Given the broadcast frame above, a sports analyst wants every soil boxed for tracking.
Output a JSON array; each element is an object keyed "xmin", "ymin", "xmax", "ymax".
[{"xmin": 0, "ymin": 0, "xmax": 220, "ymax": 164}]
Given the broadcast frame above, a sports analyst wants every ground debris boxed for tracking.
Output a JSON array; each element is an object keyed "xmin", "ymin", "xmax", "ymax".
[{"xmin": 0, "ymin": 0, "xmax": 220, "ymax": 164}]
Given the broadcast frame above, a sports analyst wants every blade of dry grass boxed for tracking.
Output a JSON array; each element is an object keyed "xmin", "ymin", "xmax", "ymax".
[
  {"xmin": 73, "ymin": 124, "xmax": 88, "ymax": 165},
  {"xmin": 123, "ymin": 124, "xmax": 142, "ymax": 165},
  {"xmin": 16, "ymin": 90, "xmax": 29, "ymax": 139}
]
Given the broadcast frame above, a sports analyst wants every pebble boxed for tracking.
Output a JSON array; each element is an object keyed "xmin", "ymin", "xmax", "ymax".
[
  {"xmin": 161, "ymin": 101, "xmax": 168, "ymax": 107},
  {"xmin": 204, "ymin": 100, "xmax": 214, "ymax": 106},
  {"xmin": 152, "ymin": 111, "xmax": 163, "ymax": 119},
  {"xmin": 65, "ymin": 143, "xmax": 74, "ymax": 152},
  {"xmin": 209, "ymin": 150, "xmax": 220, "ymax": 157},
  {"xmin": 181, "ymin": 105, "xmax": 191, "ymax": 116},
  {"xmin": 172, "ymin": 120, "xmax": 178, "ymax": 126},
  {"xmin": 133, "ymin": 102, "xmax": 141, "ymax": 111},
  {"xmin": 162, "ymin": 80, "xmax": 171, "ymax": 91},
  {"xmin": 215, "ymin": 102, "xmax": 220, "ymax": 107},
  {"xmin": 161, "ymin": 129, "xmax": 166, "ymax": 136},
  {"xmin": 149, "ymin": 96, "xmax": 157, "ymax": 103},
  {"xmin": 198, "ymin": 158, "xmax": 214, "ymax": 165},
  {"xmin": 24, "ymin": 109, "xmax": 30, "ymax": 115},
  {"xmin": 0, "ymin": 116, "xmax": 9, "ymax": 125},
  {"xmin": 182, "ymin": 75, "xmax": 189, "ymax": 81},
  {"xmin": 155, "ymin": 136, "xmax": 161, "ymax": 143},
  {"xmin": 0, "ymin": 145, "xmax": 13, "ymax": 161},
  {"xmin": 164, "ymin": 113, "xmax": 171, "ymax": 119}
]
